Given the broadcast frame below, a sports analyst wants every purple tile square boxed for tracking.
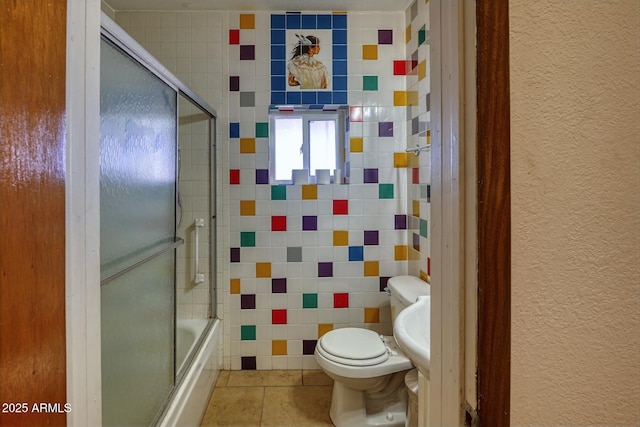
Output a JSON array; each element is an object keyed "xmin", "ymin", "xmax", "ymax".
[
  {"xmin": 364, "ymin": 230, "xmax": 379, "ymax": 245},
  {"xmin": 302, "ymin": 215, "xmax": 317, "ymax": 231},
  {"xmin": 241, "ymin": 356, "xmax": 256, "ymax": 370},
  {"xmin": 241, "ymin": 294, "xmax": 256, "ymax": 309},
  {"xmin": 256, "ymin": 169, "xmax": 269, "ymax": 184},
  {"xmin": 394, "ymin": 215, "xmax": 407, "ymax": 230},
  {"xmin": 318, "ymin": 262, "xmax": 333, "ymax": 277},
  {"xmin": 231, "ymin": 247, "xmax": 241, "ymax": 262},
  {"xmin": 240, "ymin": 45, "xmax": 255, "ymax": 60},
  {"xmin": 379, "ymin": 276, "xmax": 391, "ymax": 292},
  {"xmin": 303, "ymin": 339, "xmax": 318, "ymax": 355},
  {"xmin": 272, "ymin": 278, "xmax": 287, "ymax": 293},
  {"xmin": 230, "ymin": 76, "xmax": 240, "ymax": 91},
  {"xmin": 363, "ymin": 168, "xmax": 379, "ymax": 184},
  {"xmin": 378, "ymin": 29, "xmax": 393, "ymax": 44},
  {"xmin": 378, "ymin": 122, "xmax": 394, "ymax": 137}
]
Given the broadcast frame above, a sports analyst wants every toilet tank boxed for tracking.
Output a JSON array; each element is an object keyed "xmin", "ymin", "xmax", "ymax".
[{"xmin": 387, "ymin": 275, "xmax": 430, "ymax": 323}]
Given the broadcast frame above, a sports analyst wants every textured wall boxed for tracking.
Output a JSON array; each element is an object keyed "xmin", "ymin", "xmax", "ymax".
[{"xmin": 510, "ymin": 1, "xmax": 640, "ymax": 425}]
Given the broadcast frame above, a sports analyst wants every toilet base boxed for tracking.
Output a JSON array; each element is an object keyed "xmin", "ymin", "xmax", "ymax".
[{"xmin": 329, "ymin": 374, "xmax": 408, "ymax": 427}]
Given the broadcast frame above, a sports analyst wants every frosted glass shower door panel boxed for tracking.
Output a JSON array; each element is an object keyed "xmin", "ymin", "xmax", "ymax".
[
  {"xmin": 101, "ymin": 254, "xmax": 175, "ymax": 427},
  {"xmin": 100, "ymin": 38, "xmax": 177, "ymax": 279}
]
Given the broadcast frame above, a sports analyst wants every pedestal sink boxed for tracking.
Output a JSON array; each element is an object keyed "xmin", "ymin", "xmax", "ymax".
[{"xmin": 393, "ymin": 295, "xmax": 430, "ymax": 375}]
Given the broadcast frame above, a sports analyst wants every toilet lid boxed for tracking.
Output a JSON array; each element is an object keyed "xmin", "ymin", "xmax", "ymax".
[{"xmin": 318, "ymin": 328, "xmax": 388, "ymax": 364}]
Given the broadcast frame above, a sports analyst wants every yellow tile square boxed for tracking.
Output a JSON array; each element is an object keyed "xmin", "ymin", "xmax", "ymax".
[
  {"xmin": 394, "ymin": 91, "xmax": 408, "ymax": 106},
  {"xmin": 406, "ymin": 25, "xmax": 412, "ymax": 43},
  {"xmin": 230, "ymin": 278, "xmax": 241, "ymax": 294},
  {"xmin": 333, "ymin": 230, "xmax": 349, "ymax": 246},
  {"xmin": 318, "ymin": 324, "xmax": 333, "ymax": 338},
  {"xmin": 272, "ymin": 340, "xmax": 287, "ymax": 355},
  {"xmin": 240, "ymin": 138, "xmax": 256, "ymax": 154},
  {"xmin": 413, "ymin": 200, "xmax": 420, "ymax": 217},
  {"xmin": 395, "ymin": 245, "xmax": 408, "ymax": 261},
  {"xmin": 408, "ymin": 151, "xmax": 420, "ymax": 168},
  {"xmin": 362, "ymin": 45, "xmax": 378, "ymax": 60},
  {"xmin": 364, "ymin": 261, "xmax": 379, "ymax": 277},
  {"xmin": 364, "ymin": 307, "xmax": 380, "ymax": 323},
  {"xmin": 240, "ymin": 200, "xmax": 256, "ymax": 216},
  {"xmin": 256, "ymin": 262, "xmax": 271, "ymax": 278},
  {"xmin": 418, "ymin": 60, "xmax": 427, "ymax": 81},
  {"xmin": 420, "ymin": 270, "xmax": 429, "ymax": 283},
  {"xmin": 350, "ymin": 137, "xmax": 363, "ymax": 153},
  {"xmin": 301, "ymin": 185, "xmax": 317, "ymax": 200},
  {"xmin": 394, "ymin": 152, "xmax": 408, "ymax": 168},
  {"xmin": 239, "ymin": 14, "xmax": 255, "ymax": 29},
  {"xmin": 427, "ymin": 130, "xmax": 431, "ymax": 146},
  {"xmin": 408, "ymin": 91, "xmax": 419, "ymax": 106}
]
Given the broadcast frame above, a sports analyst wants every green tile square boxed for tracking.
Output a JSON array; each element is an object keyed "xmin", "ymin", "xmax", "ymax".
[
  {"xmin": 240, "ymin": 231, "xmax": 256, "ymax": 247},
  {"xmin": 241, "ymin": 325, "xmax": 256, "ymax": 340},
  {"xmin": 271, "ymin": 185, "xmax": 287, "ymax": 200},
  {"xmin": 418, "ymin": 25, "xmax": 426, "ymax": 45},
  {"xmin": 240, "ymin": 92, "xmax": 255, "ymax": 107},
  {"xmin": 379, "ymin": 183, "xmax": 394, "ymax": 199},
  {"xmin": 302, "ymin": 293, "xmax": 318, "ymax": 309},
  {"xmin": 420, "ymin": 219, "xmax": 428, "ymax": 238},
  {"xmin": 256, "ymin": 122, "xmax": 269, "ymax": 138},
  {"xmin": 363, "ymin": 75, "xmax": 378, "ymax": 91}
]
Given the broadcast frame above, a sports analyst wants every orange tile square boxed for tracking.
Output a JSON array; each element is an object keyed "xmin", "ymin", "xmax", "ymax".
[
  {"xmin": 395, "ymin": 245, "xmax": 408, "ymax": 261},
  {"xmin": 364, "ymin": 307, "xmax": 380, "ymax": 323},
  {"xmin": 240, "ymin": 200, "xmax": 256, "ymax": 216},
  {"xmin": 350, "ymin": 137, "xmax": 363, "ymax": 153},
  {"xmin": 418, "ymin": 60, "xmax": 427, "ymax": 81},
  {"xmin": 394, "ymin": 91, "xmax": 408, "ymax": 106},
  {"xmin": 333, "ymin": 230, "xmax": 349, "ymax": 246},
  {"xmin": 240, "ymin": 138, "xmax": 256, "ymax": 154},
  {"xmin": 230, "ymin": 278, "xmax": 241, "ymax": 294},
  {"xmin": 256, "ymin": 262, "xmax": 271, "ymax": 278},
  {"xmin": 301, "ymin": 185, "xmax": 317, "ymax": 200},
  {"xmin": 364, "ymin": 261, "xmax": 379, "ymax": 277},
  {"xmin": 412, "ymin": 200, "xmax": 420, "ymax": 217},
  {"xmin": 406, "ymin": 25, "xmax": 412, "ymax": 43},
  {"xmin": 318, "ymin": 324, "xmax": 333, "ymax": 338},
  {"xmin": 239, "ymin": 13, "xmax": 255, "ymax": 29},
  {"xmin": 272, "ymin": 340, "xmax": 287, "ymax": 355},
  {"xmin": 362, "ymin": 45, "xmax": 378, "ymax": 60},
  {"xmin": 394, "ymin": 152, "xmax": 408, "ymax": 168}
]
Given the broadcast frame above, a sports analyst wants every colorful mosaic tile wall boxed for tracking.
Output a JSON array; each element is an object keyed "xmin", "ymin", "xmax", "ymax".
[{"xmin": 113, "ymin": 6, "xmax": 430, "ymax": 371}]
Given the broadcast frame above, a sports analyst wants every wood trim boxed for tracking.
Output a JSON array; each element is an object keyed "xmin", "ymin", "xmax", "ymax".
[
  {"xmin": 476, "ymin": 0, "xmax": 511, "ymax": 426},
  {"xmin": 0, "ymin": 1, "xmax": 67, "ymax": 426}
]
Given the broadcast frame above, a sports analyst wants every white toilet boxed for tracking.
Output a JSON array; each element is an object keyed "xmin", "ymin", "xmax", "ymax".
[{"xmin": 314, "ymin": 275, "xmax": 430, "ymax": 427}]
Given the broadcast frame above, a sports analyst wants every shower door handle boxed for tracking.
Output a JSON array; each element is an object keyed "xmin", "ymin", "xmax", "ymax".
[{"xmin": 194, "ymin": 218, "xmax": 205, "ymax": 284}]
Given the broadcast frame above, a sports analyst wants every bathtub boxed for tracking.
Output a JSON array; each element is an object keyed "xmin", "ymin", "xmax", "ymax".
[{"xmin": 157, "ymin": 318, "xmax": 221, "ymax": 427}]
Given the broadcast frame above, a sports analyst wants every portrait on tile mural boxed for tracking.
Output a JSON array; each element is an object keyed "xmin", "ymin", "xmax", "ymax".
[{"xmin": 287, "ymin": 31, "xmax": 331, "ymax": 90}]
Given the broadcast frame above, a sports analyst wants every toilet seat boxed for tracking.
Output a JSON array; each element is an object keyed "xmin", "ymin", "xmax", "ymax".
[{"xmin": 317, "ymin": 328, "xmax": 389, "ymax": 367}]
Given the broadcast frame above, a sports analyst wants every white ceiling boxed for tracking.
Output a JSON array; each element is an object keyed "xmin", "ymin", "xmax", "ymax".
[{"xmin": 104, "ymin": 0, "xmax": 413, "ymax": 12}]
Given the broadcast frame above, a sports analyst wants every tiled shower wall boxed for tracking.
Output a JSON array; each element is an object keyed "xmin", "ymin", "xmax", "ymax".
[{"xmin": 113, "ymin": 3, "xmax": 430, "ymax": 371}]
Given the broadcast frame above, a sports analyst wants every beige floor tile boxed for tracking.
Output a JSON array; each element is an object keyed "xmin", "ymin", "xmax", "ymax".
[
  {"xmin": 302, "ymin": 370, "xmax": 333, "ymax": 386},
  {"xmin": 227, "ymin": 369, "xmax": 302, "ymax": 387},
  {"xmin": 261, "ymin": 386, "xmax": 334, "ymax": 427},
  {"xmin": 200, "ymin": 386, "xmax": 264, "ymax": 427},
  {"xmin": 215, "ymin": 370, "xmax": 230, "ymax": 387}
]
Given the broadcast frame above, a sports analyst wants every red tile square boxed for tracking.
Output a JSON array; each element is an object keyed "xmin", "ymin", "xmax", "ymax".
[
  {"xmin": 393, "ymin": 60, "xmax": 408, "ymax": 75},
  {"xmin": 272, "ymin": 309, "xmax": 287, "ymax": 324},
  {"xmin": 230, "ymin": 169, "xmax": 240, "ymax": 184},
  {"xmin": 333, "ymin": 200, "xmax": 348, "ymax": 215},
  {"xmin": 349, "ymin": 106, "xmax": 363, "ymax": 122},
  {"xmin": 229, "ymin": 29, "xmax": 240, "ymax": 44},
  {"xmin": 412, "ymin": 167, "xmax": 420, "ymax": 184},
  {"xmin": 271, "ymin": 216, "xmax": 287, "ymax": 231},
  {"xmin": 333, "ymin": 293, "xmax": 349, "ymax": 308}
]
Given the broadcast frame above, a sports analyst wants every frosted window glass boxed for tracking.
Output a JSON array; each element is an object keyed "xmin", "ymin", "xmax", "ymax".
[
  {"xmin": 274, "ymin": 117, "xmax": 303, "ymax": 181},
  {"xmin": 309, "ymin": 120, "xmax": 337, "ymax": 174}
]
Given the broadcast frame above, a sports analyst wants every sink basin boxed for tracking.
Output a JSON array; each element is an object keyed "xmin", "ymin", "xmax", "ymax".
[{"xmin": 393, "ymin": 295, "xmax": 430, "ymax": 375}]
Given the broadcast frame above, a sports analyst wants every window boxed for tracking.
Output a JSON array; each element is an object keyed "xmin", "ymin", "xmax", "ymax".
[{"xmin": 269, "ymin": 109, "xmax": 347, "ymax": 184}]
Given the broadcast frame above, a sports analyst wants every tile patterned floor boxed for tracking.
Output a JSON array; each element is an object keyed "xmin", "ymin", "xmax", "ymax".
[{"xmin": 201, "ymin": 370, "xmax": 335, "ymax": 427}]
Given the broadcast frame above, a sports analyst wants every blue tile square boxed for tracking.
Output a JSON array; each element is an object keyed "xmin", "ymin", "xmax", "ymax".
[
  {"xmin": 333, "ymin": 91, "xmax": 348, "ymax": 104},
  {"xmin": 333, "ymin": 60, "xmax": 347, "ymax": 75},
  {"xmin": 230, "ymin": 122, "xmax": 240, "ymax": 138},
  {"xmin": 271, "ymin": 14, "xmax": 285, "ymax": 29},
  {"xmin": 317, "ymin": 91, "xmax": 332, "ymax": 104},
  {"xmin": 271, "ymin": 29, "xmax": 286, "ymax": 45},
  {"xmin": 332, "ymin": 29, "xmax": 347, "ymax": 44},
  {"xmin": 271, "ymin": 91, "xmax": 286, "ymax": 104},
  {"xmin": 286, "ymin": 92, "xmax": 301, "ymax": 104},
  {"xmin": 317, "ymin": 14, "xmax": 332, "ymax": 29},
  {"xmin": 332, "ymin": 45, "xmax": 347, "ymax": 60},
  {"xmin": 271, "ymin": 60, "xmax": 286, "ymax": 76},
  {"xmin": 332, "ymin": 14, "xmax": 347, "ymax": 29},
  {"xmin": 271, "ymin": 45, "xmax": 286, "ymax": 60},
  {"xmin": 349, "ymin": 246, "xmax": 364, "ymax": 261},
  {"xmin": 309, "ymin": 104, "xmax": 324, "ymax": 109},
  {"xmin": 271, "ymin": 76, "xmax": 285, "ymax": 91},
  {"xmin": 286, "ymin": 13, "xmax": 301, "ymax": 29},
  {"xmin": 302, "ymin": 14, "xmax": 316, "ymax": 29},
  {"xmin": 301, "ymin": 91, "xmax": 317, "ymax": 104},
  {"xmin": 333, "ymin": 76, "xmax": 347, "ymax": 91}
]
